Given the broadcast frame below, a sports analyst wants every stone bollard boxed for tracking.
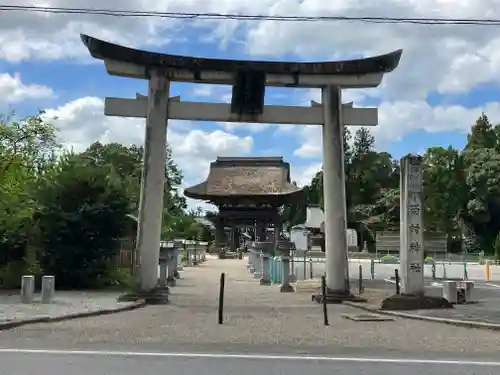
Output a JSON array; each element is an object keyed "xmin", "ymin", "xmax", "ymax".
[
  {"xmin": 246, "ymin": 251, "xmax": 252, "ymax": 269},
  {"xmin": 253, "ymin": 252, "xmax": 263, "ymax": 279},
  {"xmin": 175, "ymin": 247, "xmax": 183, "ymax": 272},
  {"xmin": 167, "ymin": 251, "xmax": 177, "ymax": 286},
  {"xmin": 186, "ymin": 250, "xmax": 192, "ymax": 267},
  {"xmin": 463, "ymin": 281, "xmax": 475, "ymax": 302},
  {"xmin": 442, "ymin": 281, "xmax": 457, "ymax": 304},
  {"xmin": 21, "ymin": 275, "xmax": 35, "ymax": 303},
  {"xmin": 174, "ymin": 248, "xmax": 181, "ymax": 278},
  {"xmin": 159, "ymin": 259, "xmax": 168, "ymax": 289},
  {"xmin": 192, "ymin": 249, "xmax": 198, "ymax": 265},
  {"xmin": 260, "ymin": 252, "xmax": 271, "ymax": 285},
  {"xmin": 249, "ymin": 249, "xmax": 257, "ymax": 273},
  {"xmin": 41, "ymin": 275, "xmax": 55, "ymax": 304},
  {"xmin": 289, "ymin": 253, "xmax": 297, "ymax": 283},
  {"xmin": 280, "ymin": 253, "xmax": 294, "ymax": 293}
]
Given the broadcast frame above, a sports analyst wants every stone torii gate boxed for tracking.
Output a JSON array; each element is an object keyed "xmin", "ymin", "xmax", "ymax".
[{"xmin": 80, "ymin": 34, "xmax": 402, "ymax": 303}]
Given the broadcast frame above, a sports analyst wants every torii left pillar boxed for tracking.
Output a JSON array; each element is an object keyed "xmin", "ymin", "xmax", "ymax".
[{"xmin": 128, "ymin": 70, "xmax": 170, "ymax": 304}]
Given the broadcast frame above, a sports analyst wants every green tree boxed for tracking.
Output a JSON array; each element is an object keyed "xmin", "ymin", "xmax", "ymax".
[
  {"xmin": 81, "ymin": 141, "xmax": 186, "ymax": 215},
  {"xmin": 466, "ymin": 113, "xmax": 497, "ymax": 150},
  {"xmin": 460, "ymin": 114, "xmax": 500, "ymax": 253},
  {"xmin": 0, "ymin": 112, "xmax": 59, "ymax": 267},
  {"xmin": 423, "ymin": 146, "xmax": 467, "ymax": 249},
  {"xmin": 36, "ymin": 152, "xmax": 130, "ymax": 289}
]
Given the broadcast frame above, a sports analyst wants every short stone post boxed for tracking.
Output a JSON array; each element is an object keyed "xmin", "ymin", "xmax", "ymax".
[
  {"xmin": 167, "ymin": 249, "xmax": 176, "ymax": 286},
  {"xmin": 249, "ymin": 249, "xmax": 257, "ymax": 273},
  {"xmin": 253, "ymin": 251, "xmax": 263, "ymax": 279},
  {"xmin": 174, "ymin": 247, "xmax": 181, "ymax": 278},
  {"xmin": 276, "ymin": 241, "xmax": 295, "ymax": 293},
  {"xmin": 158, "ymin": 259, "xmax": 168, "ymax": 289},
  {"xmin": 260, "ymin": 251, "xmax": 271, "ymax": 285},
  {"xmin": 186, "ymin": 248, "xmax": 192, "ymax": 267},
  {"xmin": 173, "ymin": 241, "xmax": 183, "ymax": 271},
  {"xmin": 196, "ymin": 247, "xmax": 201, "ymax": 263},
  {"xmin": 21, "ymin": 275, "xmax": 35, "ymax": 303},
  {"xmin": 289, "ymin": 250, "xmax": 297, "ymax": 283},
  {"xmin": 41, "ymin": 275, "xmax": 55, "ymax": 303},
  {"xmin": 246, "ymin": 251, "xmax": 252, "ymax": 269},
  {"xmin": 191, "ymin": 247, "xmax": 198, "ymax": 265},
  {"xmin": 280, "ymin": 252, "xmax": 294, "ymax": 292},
  {"xmin": 442, "ymin": 281, "xmax": 457, "ymax": 304}
]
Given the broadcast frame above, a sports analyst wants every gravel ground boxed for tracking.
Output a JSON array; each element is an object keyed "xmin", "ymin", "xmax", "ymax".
[
  {"xmin": 1, "ymin": 256, "xmax": 500, "ymax": 357},
  {"xmin": 0, "ymin": 291, "xmax": 135, "ymax": 323}
]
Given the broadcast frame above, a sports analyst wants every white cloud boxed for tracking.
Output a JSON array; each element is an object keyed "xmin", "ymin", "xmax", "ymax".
[
  {"xmin": 218, "ymin": 122, "xmax": 273, "ymax": 133},
  {"xmin": 243, "ymin": 0, "xmax": 500, "ymax": 102},
  {"xmin": 6, "ymin": 0, "xmax": 500, "ymax": 193},
  {"xmin": 0, "ymin": 73, "xmax": 53, "ymax": 103},
  {"xmin": 291, "ymin": 162, "xmax": 322, "ymax": 187},
  {"xmin": 0, "ymin": 0, "xmax": 276, "ymax": 62},
  {"xmin": 191, "ymin": 85, "xmax": 215, "ymax": 98},
  {"xmin": 291, "ymin": 100, "xmax": 500, "ymax": 158},
  {"xmin": 1, "ymin": 0, "xmax": 499, "ymax": 103}
]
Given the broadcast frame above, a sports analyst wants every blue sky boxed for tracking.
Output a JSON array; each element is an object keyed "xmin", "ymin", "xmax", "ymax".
[{"xmin": 1, "ymin": 0, "xmax": 498, "ymax": 210}]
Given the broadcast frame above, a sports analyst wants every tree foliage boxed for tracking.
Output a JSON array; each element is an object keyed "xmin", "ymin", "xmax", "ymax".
[
  {"xmin": 283, "ymin": 114, "xmax": 500, "ymax": 255},
  {"xmin": 0, "ymin": 111, "xmax": 205, "ymax": 289}
]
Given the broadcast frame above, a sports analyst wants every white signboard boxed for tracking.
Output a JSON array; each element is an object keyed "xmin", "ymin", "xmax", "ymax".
[
  {"xmin": 290, "ymin": 227, "xmax": 309, "ymax": 251},
  {"xmin": 347, "ymin": 229, "xmax": 358, "ymax": 247}
]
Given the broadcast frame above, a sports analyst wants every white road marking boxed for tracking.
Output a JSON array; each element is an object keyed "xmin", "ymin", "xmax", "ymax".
[
  {"xmin": 482, "ymin": 283, "xmax": 500, "ymax": 289},
  {"xmin": 0, "ymin": 348, "xmax": 499, "ymax": 366}
]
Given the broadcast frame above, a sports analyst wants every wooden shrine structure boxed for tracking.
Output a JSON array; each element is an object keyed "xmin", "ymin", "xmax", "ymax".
[{"xmin": 185, "ymin": 156, "xmax": 303, "ymax": 253}]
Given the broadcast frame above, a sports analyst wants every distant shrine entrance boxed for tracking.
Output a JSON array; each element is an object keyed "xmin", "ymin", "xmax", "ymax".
[
  {"xmin": 184, "ymin": 156, "xmax": 303, "ymax": 257},
  {"xmin": 81, "ymin": 34, "xmax": 402, "ymax": 302}
]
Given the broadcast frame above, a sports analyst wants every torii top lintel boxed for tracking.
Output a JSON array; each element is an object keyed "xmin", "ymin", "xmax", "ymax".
[{"xmin": 80, "ymin": 34, "xmax": 403, "ymax": 86}]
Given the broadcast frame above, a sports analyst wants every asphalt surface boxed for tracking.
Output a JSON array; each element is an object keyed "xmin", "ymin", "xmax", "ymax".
[
  {"xmin": 361, "ymin": 277, "xmax": 500, "ymax": 323},
  {"xmin": 3, "ymin": 350, "xmax": 500, "ymax": 375}
]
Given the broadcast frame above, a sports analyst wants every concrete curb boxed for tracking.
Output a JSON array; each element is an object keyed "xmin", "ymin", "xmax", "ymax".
[
  {"xmin": 0, "ymin": 300, "xmax": 146, "ymax": 331},
  {"xmin": 343, "ymin": 301, "xmax": 500, "ymax": 331}
]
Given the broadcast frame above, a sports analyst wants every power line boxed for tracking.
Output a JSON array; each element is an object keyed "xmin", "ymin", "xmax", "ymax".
[{"xmin": 1, "ymin": 4, "xmax": 500, "ymax": 26}]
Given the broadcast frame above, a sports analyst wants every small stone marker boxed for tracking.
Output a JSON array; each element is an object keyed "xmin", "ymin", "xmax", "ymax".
[
  {"xmin": 21, "ymin": 275, "xmax": 35, "ymax": 303},
  {"xmin": 41, "ymin": 275, "xmax": 55, "ymax": 303}
]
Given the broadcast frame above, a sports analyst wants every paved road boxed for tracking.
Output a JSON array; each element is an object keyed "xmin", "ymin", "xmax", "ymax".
[{"xmin": 3, "ymin": 350, "xmax": 500, "ymax": 375}]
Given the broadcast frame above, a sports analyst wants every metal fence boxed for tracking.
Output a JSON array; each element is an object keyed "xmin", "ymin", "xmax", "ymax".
[{"xmin": 266, "ymin": 252, "xmax": 500, "ymax": 284}]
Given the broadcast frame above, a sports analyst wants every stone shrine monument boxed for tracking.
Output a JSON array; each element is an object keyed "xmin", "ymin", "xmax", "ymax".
[
  {"xmin": 382, "ymin": 154, "xmax": 451, "ymax": 310},
  {"xmin": 81, "ymin": 33, "xmax": 402, "ymax": 303}
]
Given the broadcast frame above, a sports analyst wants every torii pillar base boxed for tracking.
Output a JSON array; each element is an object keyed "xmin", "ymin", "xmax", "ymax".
[
  {"xmin": 312, "ymin": 289, "xmax": 367, "ymax": 304},
  {"xmin": 117, "ymin": 288, "xmax": 169, "ymax": 305},
  {"xmin": 381, "ymin": 294, "xmax": 452, "ymax": 311}
]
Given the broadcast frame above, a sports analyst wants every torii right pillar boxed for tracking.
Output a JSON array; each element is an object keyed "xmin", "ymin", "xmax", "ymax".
[{"xmin": 320, "ymin": 85, "xmax": 354, "ymax": 302}]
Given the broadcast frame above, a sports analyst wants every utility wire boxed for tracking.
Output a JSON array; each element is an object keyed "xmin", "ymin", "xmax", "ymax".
[{"xmin": 1, "ymin": 4, "xmax": 500, "ymax": 26}]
